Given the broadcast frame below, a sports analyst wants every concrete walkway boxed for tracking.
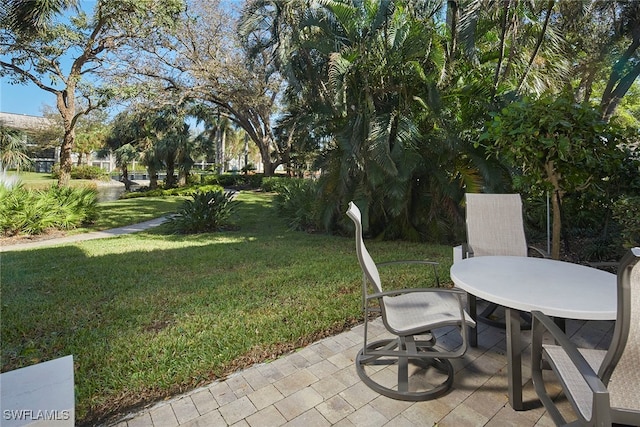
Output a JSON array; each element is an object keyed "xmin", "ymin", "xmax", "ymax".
[{"xmin": 0, "ymin": 217, "xmax": 168, "ymax": 252}]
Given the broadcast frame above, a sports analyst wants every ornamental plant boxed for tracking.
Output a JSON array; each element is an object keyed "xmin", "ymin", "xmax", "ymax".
[
  {"xmin": 166, "ymin": 190, "xmax": 238, "ymax": 234},
  {"xmin": 481, "ymin": 92, "xmax": 633, "ymax": 259}
]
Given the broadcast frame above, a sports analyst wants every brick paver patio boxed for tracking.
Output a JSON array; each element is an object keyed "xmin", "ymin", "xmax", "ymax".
[{"xmin": 106, "ymin": 314, "xmax": 614, "ymax": 427}]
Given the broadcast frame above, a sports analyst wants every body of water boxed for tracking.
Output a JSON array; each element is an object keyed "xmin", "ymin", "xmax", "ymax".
[{"xmin": 96, "ymin": 181, "xmax": 144, "ymax": 202}]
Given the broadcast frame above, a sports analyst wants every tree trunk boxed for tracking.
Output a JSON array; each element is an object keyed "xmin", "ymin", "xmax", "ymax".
[
  {"xmin": 263, "ymin": 159, "xmax": 276, "ymax": 176},
  {"xmin": 121, "ymin": 164, "xmax": 131, "ymax": 191},
  {"xmin": 58, "ymin": 128, "xmax": 74, "ymax": 187},
  {"xmin": 56, "ymin": 88, "xmax": 76, "ymax": 187},
  {"xmin": 545, "ymin": 160, "xmax": 563, "ymax": 260},
  {"xmin": 216, "ymin": 127, "xmax": 226, "ymax": 174},
  {"xmin": 601, "ymin": 36, "xmax": 640, "ymax": 121},
  {"xmin": 257, "ymin": 137, "xmax": 278, "ymax": 176},
  {"xmin": 165, "ymin": 154, "xmax": 176, "ymax": 188},
  {"xmin": 148, "ymin": 165, "xmax": 158, "ymax": 190},
  {"xmin": 178, "ymin": 169, "xmax": 188, "ymax": 186},
  {"xmin": 551, "ymin": 189, "xmax": 562, "ymax": 260}
]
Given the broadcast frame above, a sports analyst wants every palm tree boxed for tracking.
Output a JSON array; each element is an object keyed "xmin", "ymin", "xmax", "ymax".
[
  {"xmin": 1, "ymin": 0, "xmax": 77, "ymax": 33},
  {"xmin": 0, "ymin": 126, "xmax": 32, "ymax": 172},
  {"xmin": 456, "ymin": 0, "xmax": 570, "ymax": 98},
  {"xmin": 269, "ymin": 0, "xmax": 462, "ymax": 238},
  {"xmin": 105, "ymin": 112, "xmax": 141, "ymax": 191},
  {"xmin": 241, "ymin": 0, "xmax": 496, "ymax": 240},
  {"xmin": 152, "ymin": 106, "xmax": 191, "ymax": 189},
  {"xmin": 113, "ymin": 144, "xmax": 137, "ymax": 191},
  {"xmin": 190, "ymin": 106, "xmax": 233, "ymax": 174}
]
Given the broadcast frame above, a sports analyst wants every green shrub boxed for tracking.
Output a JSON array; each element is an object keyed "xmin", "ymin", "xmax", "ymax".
[
  {"xmin": 241, "ymin": 163, "xmax": 256, "ymax": 173},
  {"xmin": 273, "ymin": 179, "xmax": 320, "ymax": 232},
  {"xmin": 71, "ymin": 165, "xmax": 109, "ymax": 180},
  {"xmin": 166, "ymin": 190, "xmax": 238, "ymax": 234},
  {"xmin": 261, "ymin": 176, "xmax": 290, "ymax": 192},
  {"xmin": 216, "ymin": 173, "xmax": 263, "ymax": 189},
  {"xmin": 200, "ymin": 173, "xmax": 220, "ymax": 185},
  {"xmin": 0, "ymin": 184, "xmax": 98, "ymax": 236},
  {"xmin": 51, "ymin": 165, "xmax": 109, "ymax": 180},
  {"xmin": 613, "ymin": 196, "xmax": 640, "ymax": 248},
  {"xmin": 216, "ymin": 174, "xmax": 240, "ymax": 187},
  {"xmin": 120, "ymin": 184, "xmax": 225, "ymax": 199}
]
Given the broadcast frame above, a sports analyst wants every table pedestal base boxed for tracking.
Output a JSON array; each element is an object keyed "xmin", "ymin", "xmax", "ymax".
[{"xmin": 506, "ymin": 308, "xmax": 523, "ymax": 410}]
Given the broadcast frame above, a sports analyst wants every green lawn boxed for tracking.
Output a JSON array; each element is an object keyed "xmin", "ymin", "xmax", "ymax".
[
  {"xmin": 0, "ymin": 191, "xmax": 451, "ymax": 425},
  {"xmin": 6, "ymin": 170, "xmax": 187, "ymax": 234},
  {"xmin": 82, "ymin": 197, "xmax": 188, "ymax": 232},
  {"xmin": 11, "ymin": 171, "xmax": 99, "ymax": 190}
]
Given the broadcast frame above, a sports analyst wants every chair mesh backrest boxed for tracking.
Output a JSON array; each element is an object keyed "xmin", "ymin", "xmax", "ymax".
[
  {"xmin": 346, "ymin": 202, "xmax": 383, "ymax": 294},
  {"xmin": 605, "ymin": 248, "xmax": 640, "ymax": 411},
  {"xmin": 465, "ymin": 193, "xmax": 528, "ymax": 257}
]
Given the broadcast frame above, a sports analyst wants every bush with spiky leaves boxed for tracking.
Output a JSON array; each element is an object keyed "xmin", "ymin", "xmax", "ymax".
[
  {"xmin": 167, "ymin": 190, "xmax": 238, "ymax": 234},
  {"xmin": 0, "ymin": 184, "xmax": 98, "ymax": 236},
  {"xmin": 273, "ymin": 179, "xmax": 320, "ymax": 232}
]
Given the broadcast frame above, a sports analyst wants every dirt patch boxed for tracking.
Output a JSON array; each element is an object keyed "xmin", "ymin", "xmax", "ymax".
[{"xmin": 0, "ymin": 230, "xmax": 68, "ymax": 247}]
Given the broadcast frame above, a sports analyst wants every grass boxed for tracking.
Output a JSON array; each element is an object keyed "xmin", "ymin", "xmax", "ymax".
[
  {"xmin": 80, "ymin": 197, "xmax": 188, "ymax": 232},
  {"xmin": 4, "ymin": 171, "xmax": 186, "ymax": 233},
  {"xmin": 11, "ymin": 171, "xmax": 99, "ymax": 190},
  {"xmin": 0, "ymin": 191, "xmax": 452, "ymax": 425}
]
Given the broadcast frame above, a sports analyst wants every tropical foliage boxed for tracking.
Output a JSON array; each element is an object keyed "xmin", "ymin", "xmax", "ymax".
[
  {"xmin": 0, "ymin": 184, "xmax": 98, "ymax": 236},
  {"xmin": 166, "ymin": 190, "xmax": 239, "ymax": 234},
  {"xmin": 482, "ymin": 92, "xmax": 638, "ymax": 259},
  {"xmin": 273, "ymin": 178, "xmax": 321, "ymax": 232},
  {"xmin": 236, "ymin": 0, "xmax": 640, "ymax": 256},
  {"xmin": 613, "ymin": 196, "xmax": 640, "ymax": 248},
  {"xmin": 0, "ymin": 126, "xmax": 31, "ymax": 172},
  {"xmin": 3, "ymin": 0, "xmax": 640, "ymax": 260}
]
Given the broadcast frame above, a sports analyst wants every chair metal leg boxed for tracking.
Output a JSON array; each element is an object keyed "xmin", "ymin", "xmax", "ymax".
[
  {"xmin": 355, "ymin": 336, "xmax": 454, "ymax": 401},
  {"xmin": 398, "ymin": 337, "xmax": 409, "ymax": 393}
]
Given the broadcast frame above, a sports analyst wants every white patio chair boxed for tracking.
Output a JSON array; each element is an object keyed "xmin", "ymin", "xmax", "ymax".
[
  {"xmin": 531, "ymin": 247, "xmax": 640, "ymax": 426},
  {"xmin": 463, "ymin": 193, "xmax": 548, "ymax": 340},
  {"xmin": 346, "ymin": 201, "xmax": 475, "ymax": 401}
]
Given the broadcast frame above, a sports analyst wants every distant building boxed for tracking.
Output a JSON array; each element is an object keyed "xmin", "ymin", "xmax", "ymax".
[
  {"xmin": 0, "ymin": 111, "xmax": 55, "ymax": 131},
  {"xmin": 0, "ymin": 112, "xmax": 58, "ymax": 172},
  {"xmin": 0, "ymin": 112, "xmax": 117, "ymax": 173}
]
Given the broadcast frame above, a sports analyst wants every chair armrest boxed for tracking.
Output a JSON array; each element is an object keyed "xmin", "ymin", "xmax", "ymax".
[
  {"xmin": 376, "ymin": 260, "xmax": 438, "ymax": 267},
  {"xmin": 531, "ymin": 311, "xmax": 608, "ymax": 396},
  {"xmin": 366, "ymin": 287, "xmax": 465, "ymax": 300},
  {"xmin": 528, "ymin": 245, "xmax": 550, "ymax": 258}
]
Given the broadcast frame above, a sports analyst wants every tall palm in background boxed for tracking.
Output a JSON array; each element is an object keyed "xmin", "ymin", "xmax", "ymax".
[
  {"xmin": 0, "ymin": 127, "xmax": 31, "ymax": 172},
  {"xmin": 151, "ymin": 106, "xmax": 191, "ymax": 189},
  {"xmin": 1, "ymin": 0, "xmax": 77, "ymax": 33},
  {"xmin": 240, "ymin": 0, "xmax": 495, "ymax": 240}
]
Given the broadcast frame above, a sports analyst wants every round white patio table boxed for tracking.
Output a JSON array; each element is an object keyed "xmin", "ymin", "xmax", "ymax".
[{"xmin": 450, "ymin": 255, "xmax": 616, "ymax": 411}]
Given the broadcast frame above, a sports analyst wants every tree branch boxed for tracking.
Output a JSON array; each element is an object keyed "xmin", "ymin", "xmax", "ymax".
[{"xmin": 0, "ymin": 60, "xmax": 59, "ymax": 94}]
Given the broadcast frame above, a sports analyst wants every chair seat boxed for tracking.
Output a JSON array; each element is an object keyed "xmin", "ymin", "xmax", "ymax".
[
  {"xmin": 383, "ymin": 292, "xmax": 476, "ymax": 335},
  {"xmin": 542, "ymin": 345, "xmax": 605, "ymax": 421},
  {"xmin": 532, "ymin": 249, "xmax": 640, "ymax": 426}
]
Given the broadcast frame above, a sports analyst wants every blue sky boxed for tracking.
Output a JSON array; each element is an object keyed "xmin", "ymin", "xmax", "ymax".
[{"xmin": 1, "ymin": 80, "xmax": 57, "ymax": 117}]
